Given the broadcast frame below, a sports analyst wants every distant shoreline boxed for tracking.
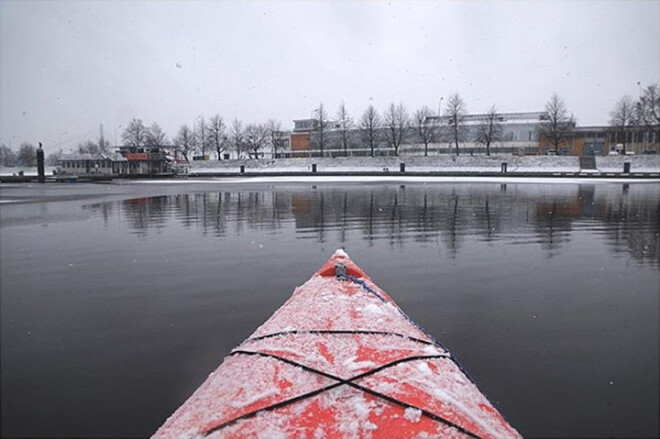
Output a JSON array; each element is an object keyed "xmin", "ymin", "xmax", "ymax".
[{"xmin": 1, "ymin": 155, "xmax": 658, "ymax": 183}]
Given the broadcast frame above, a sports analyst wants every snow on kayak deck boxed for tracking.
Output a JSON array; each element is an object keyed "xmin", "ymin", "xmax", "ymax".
[
  {"xmin": 153, "ymin": 251, "xmax": 521, "ymax": 439},
  {"xmin": 249, "ymin": 274, "xmax": 428, "ymax": 342}
]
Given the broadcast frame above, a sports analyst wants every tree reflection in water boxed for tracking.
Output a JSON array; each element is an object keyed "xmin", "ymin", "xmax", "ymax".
[{"xmin": 86, "ymin": 183, "xmax": 659, "ymax": 266}]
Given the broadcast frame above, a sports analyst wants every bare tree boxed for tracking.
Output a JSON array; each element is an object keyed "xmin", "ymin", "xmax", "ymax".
[
  {"xmin": 208, "ymin": 114, "xmax": 227, "ymax": 160},
  {"xmin": 193, "ymin": 116, "xmax": 211, "ymax": 158},
  {"xmin": 383, "ymin": 102, "xmax": 409, "ymax": 156},
  {"xmin": 17, "ymin": 142, "xmax": 37, "ymax": 166},
  {"xmin": 609, "ymin": 95, "xmax": 635, "ymax": 154},
  {"xmin": 77, "ymin": 137, "xmax": 110, "ymax": 155},
  {"xmin": 414, "ymin": 106, "xmax": 435, "ymax": 157},
  {"xmin": 445, "ymin": 94, "xmax": 467, "ymax": 156},
  {"xmin": 46, "ymin": 149, "xmax": 63, "ymax": 166},
  {"xmin": 229, "ymin": 119, "xmax": 245, "ymax": 159},
  {"xmin": 267, "ymin": 119, "xmax": 287, "ymax": 158},
  {"xmin": 475, "ymin": 106, "xmax": 503, "ymax": 156},
  {"xmin": 540, "ymin": 93, "xmax": 575, "ymax": 155},
  {"xmin": 173, "ymin": 124, "xmax": 194, "ymax": 161},
  {"xmin": 98, "ymin": 138, "xmax": 111, "ymax": 155},
  {"xmin": 336, "ymin": 102, "xmax": 353, "ymax": 154},
  {"xmin": 77, "ymin": 140, "xmax": 101, "ymax": 155},
  {"xmin": 637, "ymin": 83, "xmax": 660, "ymax": 144},
  {"xmin": 360, "ymin": 105, "xmax": 381, "ymax": 157},
  {"xmin": 244, "ymin": 123, "xmax": 268, "ymax": 159},
  {"xmin": 121, "ymin": 118, "xmax": 148, "ymax": 147},
  {"xmin": 146, "ymin": 122, "xmax": 168, "ymax": 148},
  {"xmin": 0, "ymin": 144, "xmax": 17, "ymax": 166},
  {"xmin": 314, "ymin": 103, "xmax": 329, "ymax": 156}
]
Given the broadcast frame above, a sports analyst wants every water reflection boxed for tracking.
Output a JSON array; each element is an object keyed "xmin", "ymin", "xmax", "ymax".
[{"xmin": 85, "ymin": 184, "xmax": 659, "ymax": 265}]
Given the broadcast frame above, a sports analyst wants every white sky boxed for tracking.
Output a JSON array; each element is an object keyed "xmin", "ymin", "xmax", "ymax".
[{"xmin": 1, "ymin": 0, "xmax": 658, "ymax": 151}]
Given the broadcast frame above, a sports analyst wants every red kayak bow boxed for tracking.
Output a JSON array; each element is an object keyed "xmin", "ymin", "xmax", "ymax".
[{"xmin": 153, "ymin": 250, "xmax": 521, "ymax": 439}]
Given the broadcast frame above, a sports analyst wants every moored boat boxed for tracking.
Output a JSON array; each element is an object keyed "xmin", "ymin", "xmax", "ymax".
[{"xmin": 153, "ymin": 250, "xmax": 521, "ymax": 439}]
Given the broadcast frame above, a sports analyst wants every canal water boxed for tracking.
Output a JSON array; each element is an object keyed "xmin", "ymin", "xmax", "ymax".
[{"xmin": 1, "ymin": 181, "xmax": 658, "ymax": 438}]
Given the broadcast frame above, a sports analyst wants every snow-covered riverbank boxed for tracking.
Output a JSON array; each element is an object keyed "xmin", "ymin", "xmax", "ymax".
[
  {"xmin": 0, "ymin": 166, "xmax": 56, "ymax": 176},
  {"xmin": 187, "ymin": 155, "xmax": 660, "ymax": 174},
  {"xmin": 2, "ymin": 155, "xmax": 657, "ymax": 178}
]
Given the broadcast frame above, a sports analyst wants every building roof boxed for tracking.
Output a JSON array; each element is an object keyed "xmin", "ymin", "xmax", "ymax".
[
  {"xmin": 59, "ymin": 152, "xmax": 110, "ymax": 161},
  {"xmin": 59, "ymin": 152, "xmax": 132, "ymax": 162},
  {"xmin": 425, "ymin": 111, "xmax": 547, "ymax": 125}
]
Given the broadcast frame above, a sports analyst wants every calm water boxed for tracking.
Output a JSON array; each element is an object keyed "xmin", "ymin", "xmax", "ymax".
[{"xmin": 1, "ymin": 181, "xmax": 658, "ymax": 438}]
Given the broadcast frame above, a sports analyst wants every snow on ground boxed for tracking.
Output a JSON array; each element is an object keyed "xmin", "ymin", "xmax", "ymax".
[
  {"xmin": 186, "ymin": 154, "xmax": 659, "ymax": 174},
  {"xmin": 3, "ymin": 155, "xmax": 655, "ymax": 178},
  {"xmin": 0, "ymin": 166, "xmax": 56, "ymax": 176},
  {"xmin": 596, "ymin": 155, "xmax": 660, "ymax": 172}
]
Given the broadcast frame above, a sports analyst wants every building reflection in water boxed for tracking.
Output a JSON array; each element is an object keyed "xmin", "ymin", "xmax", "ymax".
[{"xmin": 85, "ymin": 183, "xmax": 659, "ymax": 266}]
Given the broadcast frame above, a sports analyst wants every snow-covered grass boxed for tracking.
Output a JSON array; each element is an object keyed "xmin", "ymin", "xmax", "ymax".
[
  {"xmin": 596, "ymin": 155, "xmax": 660, "ymax": 172},
  {"xmin": 0, "ymin": 166, "xmax": 56, "ymax": 176},
  {"xmin": 187, "ymin": 154, "xmax": 659, "ymax": 174}
]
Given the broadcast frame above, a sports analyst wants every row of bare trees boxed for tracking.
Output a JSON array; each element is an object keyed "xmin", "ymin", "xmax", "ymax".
[
  {"xmin": 310, "ymin": 85, "xmax": 659, "ymax": 157},
  {"xmin": 113, "ymin": 86, "xmax": 660, "ymax": 160},
  {"xmin": 118, "ymin": 116, "xmax": 289, "ymax": 161},
  {"xmin": 174, "ymin": 117, "xmax": 289, "ymax": 161},
  {"xmin": 6, "ymin": 84, "xmax": 655, "ymax": 166},
  {"xmin": 0, "ymin": 143, "xmax": 42, "ymax": 166},
  {"xmin": 312, "ymin": 94, "xmax": 512, "ymax": 157},
  {"xmin": 609, "ymin": 84, "xmax": 660, "ymax": 154}
]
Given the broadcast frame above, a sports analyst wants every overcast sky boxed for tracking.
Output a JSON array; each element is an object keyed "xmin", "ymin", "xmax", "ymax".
[{"xmin": 1, "ymin": 0, "xmax": 658, "ymax": 151}]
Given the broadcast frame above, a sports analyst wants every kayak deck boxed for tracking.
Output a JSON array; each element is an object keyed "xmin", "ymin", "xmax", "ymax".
[{"xmin": 153, "ymin": 250, "xmax": 521, "ymax": 439}]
